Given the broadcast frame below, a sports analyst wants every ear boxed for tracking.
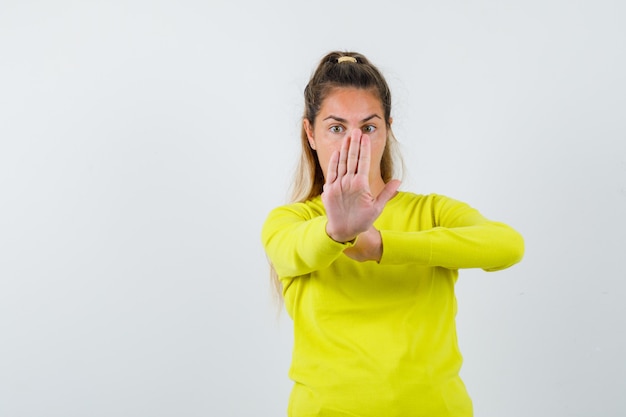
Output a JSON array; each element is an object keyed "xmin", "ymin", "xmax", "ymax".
[
  {"xmin": 303, "ymin": 119, "xmax": 316, "ymax": 150},
  {"xmin": 388, "ymin": 116, "xmax": 393, "ymax": 127}
]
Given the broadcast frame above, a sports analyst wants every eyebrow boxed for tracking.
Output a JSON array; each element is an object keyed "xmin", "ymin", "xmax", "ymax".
[{"xmin": 322, "ymin": 114, "xmax": 382, "ymax": 123}]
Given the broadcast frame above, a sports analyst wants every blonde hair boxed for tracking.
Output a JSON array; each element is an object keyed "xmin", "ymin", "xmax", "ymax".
[{"xmin": 272, "ymin": 51, "xmax": 404, "ymax": 300}]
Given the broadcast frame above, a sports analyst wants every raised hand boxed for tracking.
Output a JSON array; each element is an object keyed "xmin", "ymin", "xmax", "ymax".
[{"xmin": 322, "ymin": 129, "xmax": 400, "ymax": 245}]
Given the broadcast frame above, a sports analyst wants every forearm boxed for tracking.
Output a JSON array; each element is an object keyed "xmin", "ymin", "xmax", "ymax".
[
  {"xmin": 379, "ymin": 221, "xmax": 524, "ymax": 271},
  {"xmin": 261, "ymin": 212, "xmax": 353, "ymax": 278}
]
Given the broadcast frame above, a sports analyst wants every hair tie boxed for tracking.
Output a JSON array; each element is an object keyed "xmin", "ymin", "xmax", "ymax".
[{"xmin": 337, "ymin": 56, "xmax": 357, "ymax": 63}]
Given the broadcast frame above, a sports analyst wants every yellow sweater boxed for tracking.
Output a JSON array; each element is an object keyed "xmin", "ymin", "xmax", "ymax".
[{"xmin": 262, "ymin": 192, "xmax": 524, "ymax": 417}]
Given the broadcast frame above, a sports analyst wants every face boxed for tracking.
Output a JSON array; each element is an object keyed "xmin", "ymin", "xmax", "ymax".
[{"xmin": 304, "ymin": 87, "xmax": 391, "ymax": 189}]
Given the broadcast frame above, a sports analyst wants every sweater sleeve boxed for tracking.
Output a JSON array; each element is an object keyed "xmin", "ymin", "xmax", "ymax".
[
  {"xmin": 379, "ymin": 195, "xmax": 524, "ymax": 271},
  {"xmin": 261, "ymin": 203, "xmax": 355, "ymax": 278}
]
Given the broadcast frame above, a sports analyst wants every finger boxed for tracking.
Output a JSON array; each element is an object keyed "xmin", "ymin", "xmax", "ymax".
[
  {"xmin": 337, "ymin": 134, "xmax": 350, "ymax": 178},
  {"xmin": 357, "ymin": 133, "xmax": 371, "ymax": 177},
  {"xmin": 346, "ymin": 129, "xmax": 361, "ymax": 175},
  {"xmin": 374, "ymin": 179, "xmax": 401, "ymax": 210},
  {"xmin": 326, "ymin": 149, "xmax": 340, "ymax": 183}
]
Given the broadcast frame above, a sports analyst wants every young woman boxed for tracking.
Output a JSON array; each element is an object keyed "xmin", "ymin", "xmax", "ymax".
[{"xmin": 261, "ymin": 51, "xmax": 524, "ymax": 417}]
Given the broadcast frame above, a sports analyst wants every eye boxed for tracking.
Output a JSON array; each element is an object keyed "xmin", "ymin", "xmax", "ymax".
[
  {"xmin": 362, "ymin": 125, "xmax": 376, "ymax": 134},
  {"xmin": 329, "ymin": 125, "xmax": 345, "ymax": 134}
]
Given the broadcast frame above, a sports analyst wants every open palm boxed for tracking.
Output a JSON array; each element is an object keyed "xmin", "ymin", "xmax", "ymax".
[{"xmin": 322, "ymin": 129, "xmax": 400, "ymax": 243}]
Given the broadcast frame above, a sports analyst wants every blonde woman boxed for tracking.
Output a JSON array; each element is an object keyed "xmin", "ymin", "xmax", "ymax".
[{"xmin": 261, "ymin": 51, "xmax": 524, "ymax": 417}]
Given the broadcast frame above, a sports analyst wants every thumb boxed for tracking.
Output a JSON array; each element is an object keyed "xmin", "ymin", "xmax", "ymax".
[{"xmin": 374, "ymin": 179, "xmax": 401, "ymax": 210}]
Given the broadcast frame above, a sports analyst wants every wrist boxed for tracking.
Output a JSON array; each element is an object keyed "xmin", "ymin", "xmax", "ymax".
[
  {"xmin": 325, "ymin": 223, "xmax": 356, "ymax": 244},
  {"xmin": 370, "ymin": 229, "xmax": 383, "ymax": 262}
]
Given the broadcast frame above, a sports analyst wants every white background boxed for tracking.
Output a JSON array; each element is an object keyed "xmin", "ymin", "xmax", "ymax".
[{"xmin": 1, "ymin": 1, "xmax": 625, "ymax": 416}]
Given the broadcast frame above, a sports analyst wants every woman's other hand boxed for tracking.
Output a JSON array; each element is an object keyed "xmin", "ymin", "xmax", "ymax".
[{"xmin": 343, "ymin": 226, "xmax": 384, "ymax": 262}]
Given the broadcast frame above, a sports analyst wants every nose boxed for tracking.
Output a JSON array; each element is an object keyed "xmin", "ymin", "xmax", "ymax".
[{"xmin": 350, "ymin": 128, "xmax": 362, "ymax": 139}]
